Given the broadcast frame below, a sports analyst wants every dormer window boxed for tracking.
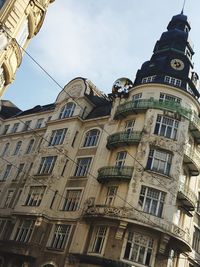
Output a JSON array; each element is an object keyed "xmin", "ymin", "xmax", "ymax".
[
  {"xmin": 142, "ymin": 76, "xmax": 156, "ymax": 84},
  {"xmin": 59, "ymin": 102, "xmax": 76, "ymax": 119},
  {"xmin": 164, "ymin": 76, "xmax": 182, "ymax": 87}
]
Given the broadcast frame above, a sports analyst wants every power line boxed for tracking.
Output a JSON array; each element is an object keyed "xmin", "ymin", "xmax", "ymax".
[
  {"xmin": 1, "ymin": 23, "xmax": 191, "ymax": 206},
  {"xmin": 0, "ymin": 22, "xmax": 197, "ymax": 260}
]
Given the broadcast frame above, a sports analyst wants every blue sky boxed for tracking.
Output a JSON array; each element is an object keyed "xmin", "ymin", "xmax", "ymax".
[{"xmin": 3, "ymin": 0, "xmax": 200, "ymax": 110}]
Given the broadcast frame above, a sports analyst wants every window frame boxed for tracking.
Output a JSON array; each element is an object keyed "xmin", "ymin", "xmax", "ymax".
[
  {"xmin": 89, "ymin": 226, "xmax": 108, "ymax": 254},
  {"xmin": 164, "ymin": 76, "xmax": 182, "ymax": 87},
  {"xmin": 146, "ymin": 148, "xmax": 172, "ymax": 176},
  {"xmin": 13, "ymin": 219, "xmax": 34, "ymax": 243},
  {"xmin": 25, "ymin": 186, "xmax": 46, "ymax": 207},
  {"xmin": 83, "ymin": 129, "xmax": 100, "ymax": 147},
  {"xmin": 141, "ymin": 76, "xmax": 156, "ymax": 84},
  {"xmin": 13, "ymin": 141, "xmax": 22, "ymax": 155},
  {"xmin": 59, "ymin": 102, "xmax": 76, "ymax": 119},
  {"xmin": 154, "ymin": 115, "xmax": 179, "ymax": 140},
  {"xmin": 49, "ymin": 128, "xmax": 67, "ymax": 146},
  {"xmin": 61, "ymin": 188, "xmax": 82, "ymax": 211},
  {"xmin": 115, "ymin": 151, "xmax": 127, "ymax": 167},
  {"xmin": 138, "ymin": 185, "xmax": 165, "ymax": 217},
  {"xmin": 1, "ymin": 164, "xmax": 12, "ymax": 181},
  {"xmin": 159, "ymin": 92, "xmax": 181, "ymax": 103},
  {"xmin": 1, "ymin": 142, "xmax": 9, "ymax": 157},
  {"xmin": 37, "ymin": 156, "xmax": 57, "ymax": 175},
  {"xmin": 123, "ymin": 231, "xmax": 154, "ymax": 266},
  {"xmin": 48, "ymin": 224, "xmax": 71, "ymax": 250},
  {"xmin": 26, "ymin": 139, "xmax": 35, "ymax": 154},
  {"xmin": 74, "ymin": 157, "xmax": 92, "ymax": 177}
]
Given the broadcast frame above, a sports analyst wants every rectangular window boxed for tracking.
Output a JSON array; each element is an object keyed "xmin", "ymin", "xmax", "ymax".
[
  {"xmin": 154, "ymin": 115, "xmax": 179, "ymax": 140},
  {"xmin": 74, "ymin": 157, "xmax": 91, "ymax": 177},
  {"xmin": 14, "ymin": 163, "xmax": 25, "ymax": 181},
  {"xmin": 192, "ymin": 227, "xmax": 200, "ymax": 253},
  {"xmin": 159, "ymin": 93, "xmax": 181, "ymax": 103},
  {"xmin": 25, "ymin": 186, "xmax": 45, "ymax": 206},
  {"xmin": 123, "ymin": 232, "xmax": 154, "ymax": 266},
  {"xmin": 4, "ymin": 189, "xmax": 15, "ymax": 208},
  {"xmin": 11, "ymin": 123, "xmax": 19, "ymax": 133},
  {"xmin": 14, "ymin": 220, "xmax": 34, "ymax": 243},
  {"xmin": 0, "ymin": 219, "xmax": 6, "ymax": 239},
  {"xmin": 3, "ymin": 125, "xmax": 9, "ymax": 135},
  {"xmin": 49, "ymin": 224, "xmax": 71, "ymax": 250},
  {"xmin": 139, "ymin": 186, "xmax": 165, "ymax": 217},
  {"xmin": 125, "ymin": 120, "xmax": 135, "ymax": 133},
  {"xmin": 132, "ymin": 93, "xmax": 142, "ymax": 101},
  {"xmin": 62, "ymin": 189, "xmax": 82, "ymax": 211},
  {"xmin": 89, "ymin": 226, "xmax": 108, "ymax": 254},
  {"xmin": 37, "ymin": 156, "xmax": 57, "ymax": 175},
  {"xmin": 197, "ymin": 193, "xmax": 200, "ymax": 214},
  {"xmin": 115, "ymin": 151, "xmax": 127, "ymax": 167},
  {"xmin": 142, "ymin": 76, "xmax": 156, "ymax": 84},
  {"xmin": 105, "ymin": 186, "xmax": 118, "ymax": 206},
  {"xmin": 49, "ymin": 128, "xmax": 67, "ymax": 146},
  {"xmin": 1, "ymin": 164, "xmax": 12, "ymax": 181},
  {"xmin": 147, "ymin": 149, "xmax": 172, "ymax": 176},
  {"xmin": 164, "ymin": 76, "xmax": 182, "ymax": 87},
  {"xmin": 23, "ymin": 120, "xmax": 31, "ymax": 131},
  {"xmin": 16, "ymin": 19, "xmax": 29, "ymax": 47},
  {"xmin": 35, "ymin": 118, "xmax": 44, "ymax": 129}
]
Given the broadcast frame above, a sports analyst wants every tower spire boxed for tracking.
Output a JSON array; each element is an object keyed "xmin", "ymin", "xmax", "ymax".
[{"xmin": 181, "ymin": 0, "xmax": 186, "ymax": 14}]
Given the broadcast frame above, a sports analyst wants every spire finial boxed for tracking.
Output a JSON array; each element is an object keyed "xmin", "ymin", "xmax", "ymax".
[{"xmin": 181, "ymin": 0, "xmax": 186, "ymax": 14}]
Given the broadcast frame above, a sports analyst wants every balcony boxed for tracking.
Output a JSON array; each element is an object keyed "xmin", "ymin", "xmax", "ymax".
[
  {"xmin": 183, "ymin": 145, "xmax": 200, "ymax": 176},
  {"xmin": 107, "ymin": 131, "xmax": 142, "ymax": 150},
  {"xmin": 84, "ymin": 205, "xmax": 191, "ymax": 252},
  {"xmin": 97, "ymin": 166, "xmax": 134, "ymax": 183},
  {"xmin": 114, "ymin": 98, "xmax": 191, "ymax": 120},
  {"xmin": 177, "ymin": 182, "xmax": 197, "ymax": 211},
  {"xmin": 189, "ymin": 113, "xmax": 200, "ymax": 144}
]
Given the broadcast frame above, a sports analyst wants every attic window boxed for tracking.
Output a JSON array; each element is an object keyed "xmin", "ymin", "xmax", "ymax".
[
  {"xmin": 142, "ymin": 76, "xmax": 156, "ymax": 84},
  {"xmin": 164, "ymin": 76, "xmax": 182, "ymax": 87}
]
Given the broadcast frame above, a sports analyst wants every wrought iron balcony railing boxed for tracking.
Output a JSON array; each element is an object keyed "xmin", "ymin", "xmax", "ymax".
[
  {"xmin": 184, "ymin": 145, "xmax": 200, "ymax": 176},
  {"xmin": 114, "ymin": 98, "xmax": 191, "ymax": 120},
  {"xmin": 177, "ymin": 182, "xmax": 197, "ymax": 211},
  {"xmin": 97, "ymin": 166, "xmax": 134, "ymax": 183},
  {"xmin": 107, "ymin": 131, "xmax": 142, "ymax": 150}
]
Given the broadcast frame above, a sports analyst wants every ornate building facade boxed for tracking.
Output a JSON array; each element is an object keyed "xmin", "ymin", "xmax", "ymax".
[
  {"xmin": 0, "ymin": 12, "xmax": 200, "ymax": 267},
  {"xmin": 0, "ymin": 0, "xmax": 54, "ymax": 96}
]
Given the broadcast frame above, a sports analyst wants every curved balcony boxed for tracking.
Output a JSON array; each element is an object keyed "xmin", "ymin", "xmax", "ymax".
[
  {"xmin": 84, "ymin": 205, "xmax": 191, "ymax": 252},
  {"xmin": 97, "ymin": 166, "xmax": 134, "ymax": 183},
  {"xmin": 184, "ymin": 145, "xmax": 200, "ymax": 176},
  {"xmin": 177, "ymin": 182, "xmax": 197, "ymax": 211},
  {"xmin": 107, "ymin": 131, "xmax": 142, "ymax": 150},
  {"xmin": 114, "ymin": 98, "xmax": 191, "ymax": 120},
  {"xmin": 189, "ymin": 113, "xmax": 200, "ymax": 144}
]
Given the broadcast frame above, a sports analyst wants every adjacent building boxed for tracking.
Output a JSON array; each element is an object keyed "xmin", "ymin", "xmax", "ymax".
[
  {"xmin": 0, "ymin": 12, "xmax": 200, "ymax": 267},
  {"xmin": 0, "ymin": 0, "xmax": 54, "ymax": 96}
]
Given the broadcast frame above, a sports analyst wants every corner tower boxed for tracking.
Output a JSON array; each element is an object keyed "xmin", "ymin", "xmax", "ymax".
[{"xmin": 134, "ymin": 12, "xmax": 200, "ymax": 99}]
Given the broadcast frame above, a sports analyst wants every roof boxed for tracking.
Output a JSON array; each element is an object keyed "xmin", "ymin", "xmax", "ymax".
[
  {"xmin": 15, "ymin": 103, "xmax": 55, "ymax": 117},
  {"xmin": 86, "ymin": 102, "xmax": 112, "ymax": 119},
  {"xmin": 0, "ymin": 100, "xmax": 22, "ymax": 119}
]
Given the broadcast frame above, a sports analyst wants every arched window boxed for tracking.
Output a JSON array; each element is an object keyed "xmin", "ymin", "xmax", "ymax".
[
  {"xmin": 13, "ymin": 141, "xmax": 22, "ymax": 155},
  {"xmin": 1, "ymin": 142, "xmax": 9, "ymax": 156},
  {"xmin": 59, "ymin": 102, "xmax": 76, "ymax": 119},
  {"xmin": 26, "ymin": 139, "xmax": 34, "ymax": 154},
  {"xmin": 83, "ymin": 129, "xmax": 100, "ymax": 147}
]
